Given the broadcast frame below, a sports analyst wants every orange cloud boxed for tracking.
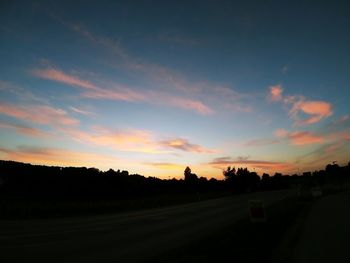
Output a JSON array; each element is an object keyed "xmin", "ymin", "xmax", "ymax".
[
  {"xmin": 0, "ymin": 146, "xmax": 121, "ymax": 170},
  {"xmin": 267, "ymin": 85, "xmax": 333, "ymax": 125},
  {"xmin": 0, "ymin": 122, "xmax": 49, "ymax": 137},
  {"xmin": 269, "ymin": 85, "xmax": 283, "ymax": 101},
  {"xmin": 64, "ymin": 128, "xmax": 164, "ymax": 154},
  {"xmin": 0, "ymin": 103, "xmax": 79, "ymax": 126},
  {"xmin": 290, "ymin": 100, "xmax": 333, "ymax": 125},
  {"xmin": 209, "ymin": 156, "xmax": 293, "ymax": 172},
  {"xmin": 160, "ymin": 138, "xmax": 216, "ymax": 153},
  {"xmin": 274, "ymin": 129, "xmax": 324, "ymax": 145},
  {"xmin": 287, "ymin": 131, "xmax": 324, "ymax": 145},
  {"xmin": 144, "ymin": 162, "xmax": 184, "ymax": 170}
]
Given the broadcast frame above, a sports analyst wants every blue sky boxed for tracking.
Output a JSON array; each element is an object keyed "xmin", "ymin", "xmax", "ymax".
[{"xmin": 0, "ymin": 0, "xmax": 349, "ymax": 178}]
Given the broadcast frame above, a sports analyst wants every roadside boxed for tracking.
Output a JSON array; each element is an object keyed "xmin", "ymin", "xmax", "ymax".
[{"xmin": 290, "ymin": 188, "xmax": 350, "ymax": 263}]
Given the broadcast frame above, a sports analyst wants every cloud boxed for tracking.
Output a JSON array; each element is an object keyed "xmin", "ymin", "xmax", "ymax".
[
  {"xmin": 144, "ymin": 162, "xmax": 184, "ymax": 170},
  {"xmin": 0, "ymin": 80, "xmax": 48, "ymax": 104},
  {"xmin": 69, "ymin": 107, "xmax": 95, "ymax": 117},
  {"xmin": 0, "ymin": 146, "xmax": 121, "ymax": 170},
  {"xmin": 63, "ymin": 126, "xmax": 216, "ymax": 155},
  {"xmin": 0, "ymin": 103, "xmax": 79, "ymax": 126},
  {"xmin": 167, "ymin": 97, "xmax": 214, "ymax": 115},
  {"xmin": 267, "ymin": 85, "xmax": 333, "ymax": 125},
  {"xmin": 209, "ymin": 156, "xmax": 292, "ymax": 171},
  {"xmin": 160, "ymin": 138, "xmax": 217, "ymax": 153},
  {"xmin": 290, "ymin": 100, "xmax": 333, "ymax": 125},
  {"xmin": 274, "ymin": 128, "xmax": 324, "ymax": 145},
  {"xmin": 242, "ymin": 138, "xmax": 280, "ymax": 147},
  {"xmin": 32, "ymin": 66, "xmax": 214, "ymax": 115},
  {"xmin": 268, "ymin": 85, "xmax": 283, "ymax": 101},
  {"xmin": 0, "ymin": 122, "xmax": 49, "ymax": 137},
  {"xmin": 65, "ymin": 24, "xmax": 251, "ymax": 115},
  {"xmin": 32, "ymin": 68, "xmax": 98, "ymax": 90},
  {"xmin": 64, "ymin": 127, "xmax": 164, "ymax": 154}
]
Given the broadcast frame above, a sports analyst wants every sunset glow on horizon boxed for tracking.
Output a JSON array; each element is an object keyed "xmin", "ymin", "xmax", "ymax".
[{"xmin": 1, "ymin": 1, "xmax": 349, "ymax": 179}]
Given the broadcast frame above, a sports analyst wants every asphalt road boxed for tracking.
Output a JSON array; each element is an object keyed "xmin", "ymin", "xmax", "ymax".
[
  {"xmin": 0, "ymin": 190, "xmax": 294, "ymax": 263},
  {"xmin": 291, "ymin": 189, "xmax": 350, "ymax": 263}
]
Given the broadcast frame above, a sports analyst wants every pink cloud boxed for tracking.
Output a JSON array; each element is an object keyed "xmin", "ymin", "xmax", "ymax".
[
  {"xmin": 274, "ymin": 128, "xmax": 324, "ymax": 145},
  {"xmin": 67, "ymin": 24, "xmax": 251, "ymax": 114},
  {"xmin": 32, "ymin": 66, "xmax": 213, "ymax": 114},
  {"xmin": 290, "ymin": 100, "xmax": 333, "ymax": 125},
  {"xmin": 287, "ymin": 131, "xmax": 324, "ymax": 145},
  {"xmin": 269, "ymin": 85, "xmax": 283, "ymax": 101},
  {"xmin": 0, "ymin": 103, "xmax": 79, "ymax": 126},
  {"xmin": 32, "ymin": 68, "xmax": 98, "ymax": 90},
  {"xmin": 209, "ymin": 156, "xmax": 292, "ymax": 172},
  {"xmin": 167, "ymin": 97, "xmax": 214, "ymax": 115},
  {"xmin": 267, "ymin": 85, "xmax": 333, "ymax": 125}
]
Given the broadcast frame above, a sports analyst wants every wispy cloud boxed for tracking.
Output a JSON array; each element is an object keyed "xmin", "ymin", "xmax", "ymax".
[
  {"xmin": 32, "ymin": 68, "xmax": 98, "ymax": 90},
  {"xmin": 160, "ymin": 138, "xmax": 217, "ymax": 153},
  {"xmin": 32, "ymin": 66, "xmax": 214, "ymax": 115},
  {"xmin": 64, "ymin": 128, "xmax": 163, "ymax": 154},
  {"xmin": 0, "ymin": 80, "xmax": 48, "ymax": 104},
  {"xmin": 268, "ymin": 85, "xmax": 333, "ymax": 125},
  {"xmin": 0, "ymin": 146, "xmax": 121, "ymax": 169},
  {"xmin": 144, "ymin": 162, "xmax": 184, "ymax": 170},
  {"xmin": 209, "ymin": 156, "xmax": 292, "ymax": 172},
  {"xmin": 242, "ymin": 138, "xmax": 280, "ymax": 147},
  {"xmin": 69, "ymin": 106, "xmax": 95, "ymax": 117},
  {"xmin": 0, "ymin": 103, "xmax": 79, "ymax": 126},
  {"xmin": 64, "ymin": 23, "xmax": 251, "ymax": 115},
  {"xmin": 274, "ymin": 128, "xmax": 324, "ymax": 145},
  {"xmin": 63, "ymin": 126, "xmax": 216, "ymax": 155},
  {"xmin": 0, "ymin": 122, "xmax": 49, "ymax": 137}
]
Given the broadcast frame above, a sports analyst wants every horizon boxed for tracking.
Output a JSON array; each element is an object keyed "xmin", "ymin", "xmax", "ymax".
[{"xmin": 1, "ymin": 1, "xmax": 350, "ymax": 179}]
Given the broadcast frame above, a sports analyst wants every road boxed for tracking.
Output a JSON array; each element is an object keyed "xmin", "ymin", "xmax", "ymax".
[
  {"xmin": 0, "ymin": 190, "xmax": 294, "ymax": 263},
  {"xmin": 291, "ymin": 189, "xmax": 350, "ymax": 263}
]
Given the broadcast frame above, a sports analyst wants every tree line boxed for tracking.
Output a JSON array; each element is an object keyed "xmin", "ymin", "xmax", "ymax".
[{"xmin": 1, "ymin": 160, "xmax": 349, "ymax": 199}]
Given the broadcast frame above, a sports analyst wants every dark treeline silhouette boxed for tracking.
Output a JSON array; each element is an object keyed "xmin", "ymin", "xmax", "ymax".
[
  {"xmin": 0, "ymin": 160, "xmax": 349, "ymax": 217},
  {"xmin": 0, "ymin": 161, "xmax": 225, "ymax": 199}
]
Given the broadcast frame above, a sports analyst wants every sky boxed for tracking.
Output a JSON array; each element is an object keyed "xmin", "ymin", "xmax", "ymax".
[{"xmin": 0, "ymin": 0, "xmax": 349, "ymax": 179}]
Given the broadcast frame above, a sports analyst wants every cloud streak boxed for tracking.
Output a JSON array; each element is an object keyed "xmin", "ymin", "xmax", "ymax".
[
  {"xmin": 0, "ymin": 122, "xmax": 49, "ymax": 137},
  {"xmin": 209, "ymin": 156, "xmax": 292, "ymax": 171},
  {"xmin": 0, "ymin": 103, "xmax": 79, "ymax": 126},
  {"xmin": 274, "ymin": 128, "xmax": 324, "ymax": 145},
  {"xmin": 65, "ymin": 24, "xmax": 251, "ymax": 115},
  {"xmin": 160, "ymin": 138, "xmax": 217, "ymax": 153},
  {"xmin": 268, "ymin": 85, "xmax": 333, "ymax": 125},
  {"xmin": 32, "ymin": 66, "xmax": 213, "ymax": 115},
  {"xmin": 0, "ymin": 146, "xmax": 120, "ymax": 169}
]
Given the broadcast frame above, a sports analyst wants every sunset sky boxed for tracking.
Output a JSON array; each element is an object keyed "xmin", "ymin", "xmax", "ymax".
[{"xmin": 0, "ymin": 0, "xmax": 349, "ymax": 179}]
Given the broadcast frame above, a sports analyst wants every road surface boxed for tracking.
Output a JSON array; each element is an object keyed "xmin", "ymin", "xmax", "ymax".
[
  {"xmin": 291, "ymin": 190, "xmax": 350, "ymax": 263},
  {"xmin": 0, "ymin": 190, "xmax": 294, "ymax": 263}
]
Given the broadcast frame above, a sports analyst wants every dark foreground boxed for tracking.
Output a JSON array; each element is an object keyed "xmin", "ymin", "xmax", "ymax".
[{"xmin": 0, "ymin": 190, "xmax": 294, "ymax": 263}]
